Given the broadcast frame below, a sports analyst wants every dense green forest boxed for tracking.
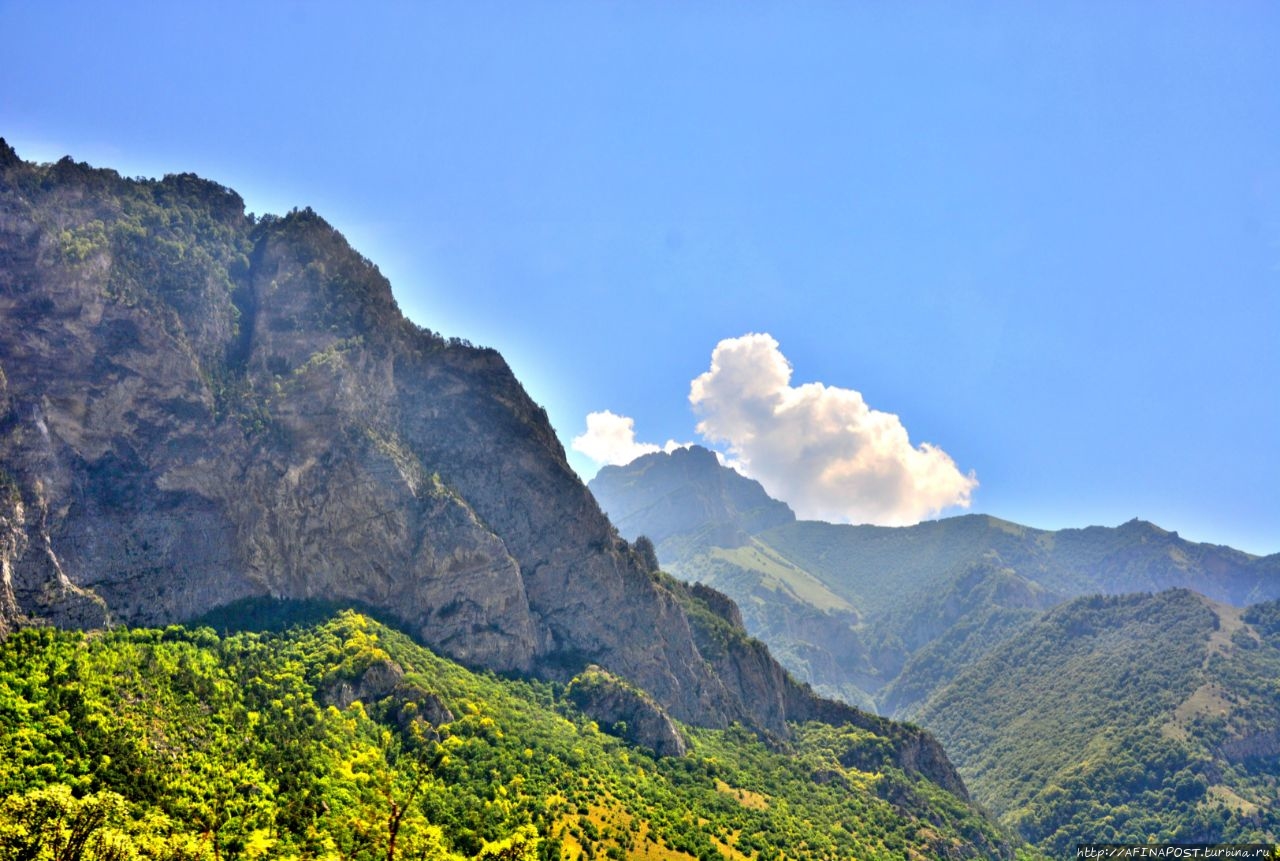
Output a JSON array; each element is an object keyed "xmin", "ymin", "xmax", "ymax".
[
  {"xmin": 0, "ymin": 610, "xmax": 1023, "ymax": 861},
  {"xmin": 917, "ymin": 590, "xmax": 1280, "ymax": 856}
]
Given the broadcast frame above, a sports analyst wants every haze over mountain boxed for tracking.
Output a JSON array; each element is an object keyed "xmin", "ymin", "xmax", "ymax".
[{"xmin": 591, "ymin": 446, "xmax": 1280, "ymax": 711}]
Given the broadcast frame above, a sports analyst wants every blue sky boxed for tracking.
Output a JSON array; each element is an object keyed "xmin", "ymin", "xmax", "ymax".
[{"xmin": 2, "ymin": 2, "xmax": 1277, "ymax": 553}]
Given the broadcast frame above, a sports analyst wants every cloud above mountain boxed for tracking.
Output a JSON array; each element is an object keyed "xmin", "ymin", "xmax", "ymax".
[
  {"xmin": 689, "ymin": 333, "xmax": 977, "ymax": 526},
  {"xmin": 571, "ymin": 410, "xmax": 685, "ymax": 467}
]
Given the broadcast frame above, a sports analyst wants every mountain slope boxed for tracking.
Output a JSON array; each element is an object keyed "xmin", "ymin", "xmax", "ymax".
[
  {"xmin": 589, "ymin": 447, "xmax": 1280, "ymax": 712},
  {"xmin": 588, "ymin": 418, "xmax": 1280, "ymax": 856},
  {"xmin": 0, "ymin": 140, "xmax": 954, "ymax": 774},
  {"xmin": 916, "ymin": 589, "xmax": 1280, "ymax": 853},
  {"xmin": 0, "ymin": 611, "xmax": 1020, "ymax": 860}
]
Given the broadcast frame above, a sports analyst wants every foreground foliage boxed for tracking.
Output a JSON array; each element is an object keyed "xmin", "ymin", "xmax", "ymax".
[{"xmin": 0, "ymin": 611, "xmax": 1019, "ymax": 860}]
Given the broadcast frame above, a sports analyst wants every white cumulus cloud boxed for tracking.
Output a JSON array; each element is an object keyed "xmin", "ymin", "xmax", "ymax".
[
  {"xmin": 572, "ymin": 410, "xmax": 685, "ymax": 469},
  {"xmin": 689, "ymin": 333, "xmax": 977, "ymax": 526}
]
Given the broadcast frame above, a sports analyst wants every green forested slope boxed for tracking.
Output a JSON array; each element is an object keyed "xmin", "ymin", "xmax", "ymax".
[
  {"xmin": 916, "ymin": 590, "xmax": 1280, "ymax": 855},
  {"xmin": 874, "ymin": 563, "xmax": 1054, "ymax": 716},
  {"xmin": 0, "ymin": 611, "xmax": 1024, "ymax": 861}
]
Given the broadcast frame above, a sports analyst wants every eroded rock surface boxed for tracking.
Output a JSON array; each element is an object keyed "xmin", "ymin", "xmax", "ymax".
[{"xmin": 0, "ymin": 143, "xmax": 968, "ymax": 794}]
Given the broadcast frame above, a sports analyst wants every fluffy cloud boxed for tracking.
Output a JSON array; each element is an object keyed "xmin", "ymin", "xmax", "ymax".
[
  {"xmin": 689, "ymin": 333, "xmax": 977, "ymax": 525},
  {"xmin": 572, "ymin": 410, "xmax": 684, "ymax": 468}
]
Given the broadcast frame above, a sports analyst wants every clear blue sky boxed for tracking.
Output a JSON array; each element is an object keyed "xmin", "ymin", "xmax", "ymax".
[{"xmin": 2, "ymin": 2, "xmax": 1277, "ymax": 553}]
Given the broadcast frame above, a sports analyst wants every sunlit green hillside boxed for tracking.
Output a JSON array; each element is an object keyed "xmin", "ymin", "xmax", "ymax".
[{"xmin": 0, "ymin": 611, "xmax": 1025, "ymax": 860}]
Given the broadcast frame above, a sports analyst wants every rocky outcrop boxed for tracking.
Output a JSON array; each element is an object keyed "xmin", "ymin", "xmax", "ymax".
[
  {"xmin": 321, "ymin": 657, "xmax": 407, "ymax": 710},
  {"xmin": 666, "ymin": 574, "xmax": 969, "ymax": 794},
  {"xmin": 687, "ymin": 581, "xmax": 743, "ymax": 629},
  {"xmin": 320, "ymin": 655, "xmax": 456, "ymax": 737},
  {"xmin": 567, "ymin": 666, "xmax": 688, "ymax": 758},
  {"xmin": 1218, "ymin": 730, "xmax": 1280, "ymax": 764},
  {"xmin": 0, "ymin": 478, "xmax": 24, "ymax": 637}
]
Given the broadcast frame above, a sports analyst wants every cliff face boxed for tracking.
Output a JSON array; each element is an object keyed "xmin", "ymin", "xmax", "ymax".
[
  {"xmin": 566, "ymin": 666, "xmax": 689, "ymax": 758},
  {"xmin": 0, "ymin": 151, "xmax": 537, "ymax": 667},
  {"xmin": 0, "ymin": 143, "xmax": 954, "ymax": 764},
  {"xmin": 0, "ymin": 146, "xmax": 712, "ymax": 720}
]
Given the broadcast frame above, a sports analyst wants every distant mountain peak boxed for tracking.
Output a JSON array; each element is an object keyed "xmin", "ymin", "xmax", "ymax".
[
  {"xmin": 1120, "ymin": 516, "xmax": 1168, "ymax": 532},
  {"xmin": 605, "ymin": 443, "xmax": 726, "ymax": 477},
  {"xmin": 590, "ymin": 445, "xmax": 795, "ymax": 553}
]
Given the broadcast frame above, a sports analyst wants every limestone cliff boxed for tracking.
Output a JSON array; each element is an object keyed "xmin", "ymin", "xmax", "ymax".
[{"xmin": 0, "ymin": 143, "xmax": 967, "ymax": 793}]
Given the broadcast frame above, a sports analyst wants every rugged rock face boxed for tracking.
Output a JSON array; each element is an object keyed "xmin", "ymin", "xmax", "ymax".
[
  {"xmin": 0, "ymin": 146, "xmax": 713, "ymax": 719},
  {"xmin": 0, "ymin": 152, "xmax": 539, "ymax": 673},
  {"xmin": 320, "ymin": 657, "xmax": 407, "ymax": 710},
  {"xmin": 590, "ymin": 445, "xmax": 795, "ymax": 555},
  {"xmin": 0, "ymin": 480, "xmax": 23, "ymax": 638},
  {"xmin": 0, "ymin": 141, "xmax": 967, "ymax": 792},
  {"xmin": 657, "ymin": 572, "xmax": 968, "ymax": 793},
  {"xmin": 566, "ymin": 666, "xmax": 688, "ymax": 758}
]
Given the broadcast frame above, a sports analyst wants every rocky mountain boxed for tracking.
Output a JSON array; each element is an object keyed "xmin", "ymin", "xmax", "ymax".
[
  {"xmin": 0, "ymin": 139, "xmax": 969, "ymax": 802},
  {"xmin": 589, "ymin": 445, "xmax": 795, "ymax": 554},
  {"xmin": 589, "ymin": 446, "xmax": 1280, "ymax": 712}
]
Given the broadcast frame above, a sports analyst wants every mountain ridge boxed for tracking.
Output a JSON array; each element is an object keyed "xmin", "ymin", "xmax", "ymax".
[
  {"xmin": 588, "ymin": 447, "xmax": 1280, "ymax": 852},
  {"xmin": 0, "ymin": 141, "xmax": 960, "ymax": 796},
  {"xmin": 589, "ymin": 445, "xmax": 1280, "ymax": 711}
]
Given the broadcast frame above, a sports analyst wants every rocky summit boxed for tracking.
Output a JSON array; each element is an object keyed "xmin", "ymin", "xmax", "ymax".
[{"xmin": 0, "ymin": 141, "xmax": 964, "ymax": 792}]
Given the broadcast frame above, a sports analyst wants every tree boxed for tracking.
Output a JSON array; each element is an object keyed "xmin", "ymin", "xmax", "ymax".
[
  {"xmin": 0, "ymin": 785, "xmax": 130, "ymax": 861},
  {"xmin": 475, "ymin": 825, "xmax": 539, "ymax": 861},
  {"xmin": 633, "ymin": 537, "xmax": 659, "ymax": 574}
]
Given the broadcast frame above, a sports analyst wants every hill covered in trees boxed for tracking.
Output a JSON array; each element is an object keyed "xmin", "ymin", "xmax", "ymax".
[
  {"xmin": 918, "ymin": 590, "xmax": 1280, "ymax": 854},
  {"xmin": 0, "ymin": 610, "xmax": 1022, "ymax": 860}
]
